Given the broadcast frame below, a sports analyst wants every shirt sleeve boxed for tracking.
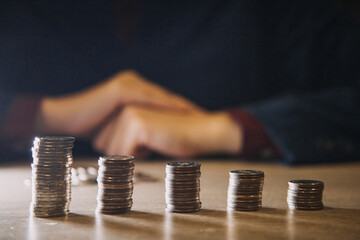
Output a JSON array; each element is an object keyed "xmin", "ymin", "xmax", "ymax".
[
  {"xmin": 227, "ymin": 109, "xmax": 281, "ymax": 159},
  {"xmin": 244, "ymin": 86, "xmax": 360, "ymax": 165},
  {"xmin": 0, "ymin": 95, "xmax": 42, "ymax": 153}
]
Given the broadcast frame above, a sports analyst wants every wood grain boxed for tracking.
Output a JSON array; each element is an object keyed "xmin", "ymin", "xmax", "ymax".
[{"xmin": 1, "ymin": 159, "xmax": 359, "ymax": 240}]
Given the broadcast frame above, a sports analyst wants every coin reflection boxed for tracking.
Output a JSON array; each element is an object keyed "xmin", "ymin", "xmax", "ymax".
[
  {"xmin": 95, "ymin": 212, "xmax": 105, "ymax": 240},
  {"xmin": 163, "ymin": 212, "xmax": 174, "ymax": 240},
  {"xmin": 226, "ymin": 211, "xmax": 237, "ymax": 240},
  {"xmin": 287, "ymin": 209, "xmax": 296, "ymax": 240},
  {"xmin": 27, "ymin": 216, "xmax": 38, "ymax": 240}
]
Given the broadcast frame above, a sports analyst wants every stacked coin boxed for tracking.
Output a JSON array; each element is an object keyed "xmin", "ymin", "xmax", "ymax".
[
  {"xmin": 287, "ymin": 180, "xmax": 324, "ymax": 210},
  {"xmin": 227, "ymin": 170, "xmax": 264, "ymax": 211},
  {"xmin": 165, "ymin": 162, "xmax": 201, "ymax": 213},
  {"xmin": 96, "ymin": 155, "xmax": 134, "ymax": 214},
  {"xmin": 30, "ymin": 136, "xmax": 75, "ymax": 218}
]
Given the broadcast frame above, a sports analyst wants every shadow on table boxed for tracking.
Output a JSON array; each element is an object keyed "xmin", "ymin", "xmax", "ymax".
[
  {"xmin": 198, "ymin": 207, "xmax": 360, "ymax": 239},
  {"xmin": 27, "ymin": 213, "xmax": 96, "ymax": 240},
  {"xmin": 222, "ymin": 206, "xmax": 360, "ymax": 226},
  {"xmin": 28, "ymin": 211, "xmax": 167, "ymax": 239},
  {"xmin": 27, "ymin": 207, "xmax": 360, "ymax": 240},
  {"xmin": 286, "ymin": 206, "xmax": 360, "ymax": 226},
  {"xmin": 284, "ymin": 207, "xmax": 360, "ymax": 239},
  {"xmin": 95, "ymin": 210, "xmax": 167, "ymax": 238}
]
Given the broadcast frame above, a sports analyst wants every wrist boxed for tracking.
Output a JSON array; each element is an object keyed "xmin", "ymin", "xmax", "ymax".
[
  {"xmin": 107, "ymin": 70, "xmax": 134, "ymax": 106},
  {"xmin": 207, "ymin": 112, "xmax": 243, "ymax": 155},
  {"xmin": 36, "ymin": 98, "xmax": 60, "ymax": 135}
]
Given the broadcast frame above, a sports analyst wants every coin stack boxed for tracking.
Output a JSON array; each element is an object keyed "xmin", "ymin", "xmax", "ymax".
[
  {"xmin": 30, "ymin": 136, "xmax": 75, "ymax": 218},
  {"xmin": 165, "ymin": 162, "xmax": 201, "ymax": 213},
  {"xmin": 96, "ymin": 155, "xmax": 135, "ymax": 214},
  {"xmin": 287, "ymin": 180, "xmax": 324, "ymax": 210},
  {"xmin": 227, "ymin": 170, "xmax": 264, "ymax": 211}
]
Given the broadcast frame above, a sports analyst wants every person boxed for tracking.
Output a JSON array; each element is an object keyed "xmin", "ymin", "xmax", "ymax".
[{"xmin": 0, "ymin": 0, "xmax": 359, "ymax": 164}]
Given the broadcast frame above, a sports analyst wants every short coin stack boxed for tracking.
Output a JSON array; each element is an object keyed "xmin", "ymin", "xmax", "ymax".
[
  {"xmin": 96, "ymin": 155, "xmax": 135, "ymax": 214},
  {"xmin": 227, "ymin": 170, "xmax": 264, "ymax": 211},
  {"xmin": 30, "ymin": 136, "xmax": 75, "ymax": 218},
  {"xmin": 287, "ymin": 180, "xmax": 324, "ymax": 210},
  {"xmin": 165, "ymin": 162, "xmax": 201, "ymax": 213}
]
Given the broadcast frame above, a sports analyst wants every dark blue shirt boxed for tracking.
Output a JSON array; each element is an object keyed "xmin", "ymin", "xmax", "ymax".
[{"xmin": 1, "ymin": 0, "xmax": 359, "ymax": 164}]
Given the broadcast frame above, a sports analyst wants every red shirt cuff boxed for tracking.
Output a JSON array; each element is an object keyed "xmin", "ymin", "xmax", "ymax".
[
  {"xmin": 0, "ymin": 96, "xmax": 42, "ymax": 151},
  {"xmin": 227, "ymin": 109, "xmax": 281, "ymax": 158}
]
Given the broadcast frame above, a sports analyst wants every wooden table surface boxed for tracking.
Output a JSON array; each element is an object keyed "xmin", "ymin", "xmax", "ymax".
[{"xmin": 1, "ymin": 159, "xmax": 360, "ymax": 240}]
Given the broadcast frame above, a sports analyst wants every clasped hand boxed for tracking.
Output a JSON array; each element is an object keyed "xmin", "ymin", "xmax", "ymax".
[{"xmin": 37, "ymin": 70, "xmax": 242, "ymax": 158}]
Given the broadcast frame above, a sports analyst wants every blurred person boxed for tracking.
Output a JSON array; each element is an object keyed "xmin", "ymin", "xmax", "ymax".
[{"xmin": 0, "ymin": 0, "xmax": 359, "ymax": 164}]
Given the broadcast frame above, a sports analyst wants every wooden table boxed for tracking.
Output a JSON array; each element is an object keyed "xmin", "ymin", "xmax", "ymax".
[{"xmin": 1, "ymin": 159, "xmax": 360, "ymax": 240}]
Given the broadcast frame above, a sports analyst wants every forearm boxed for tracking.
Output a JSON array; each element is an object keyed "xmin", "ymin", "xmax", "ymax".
[
  {"xmin": 92, "ymin": 105, "xmax": 244, "ymax": 157},
  {"xmin": 38, "ymin": 82, "xmax": 117, "ymax": 136},
  {"xmin": 203, "ymin": 112, "xmax": 242, "ymax": 156}
]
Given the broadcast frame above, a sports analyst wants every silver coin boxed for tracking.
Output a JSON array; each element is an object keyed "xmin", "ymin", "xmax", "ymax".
[
  {"xmin": 99, "ymin": 155, "xmax": 134, "ymax": 161},
  {"xmin": 165, "ymin": 162, "xmax": 201, "ymax": 212},
  {"xmin": 289, "ymin": 179, "xmax": 324, "ymax": 187},
  {"xmin": 96, "ymin": 155, "xmax": 135, "ymax": 214},
  {"xmin": 30, "ymin": 136, "xmax": 74, "ymax": 218},
  {"xmin": 166, "ymin": 162, "xmax": 200, "ymax": 167},
  {"xmin": 230, "ymin": 169, "xmax": 264, "ymax": 176},
  {"xmin": 34, "ymin": 136, "xmax": 75, "ymax": 142}
]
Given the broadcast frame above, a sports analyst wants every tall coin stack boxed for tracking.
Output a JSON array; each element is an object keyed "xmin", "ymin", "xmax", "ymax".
[
  {"xmin": 227, "ymin": 170, "xmax": 264, "ymax": 211},
  {"xmin": 165, "ymin": 162, "xmax": 201, "ymax": 213},
  {"xmin": 287, "ymin": 180, "xmax": 324, "ymax": 210},
  {"xmin": 96, "ymin": 155, "xmax": 135, "ymax": 214},
  {"xmin": 30, "ymin": 136, "xmax": 75, "ymax": 218}
]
